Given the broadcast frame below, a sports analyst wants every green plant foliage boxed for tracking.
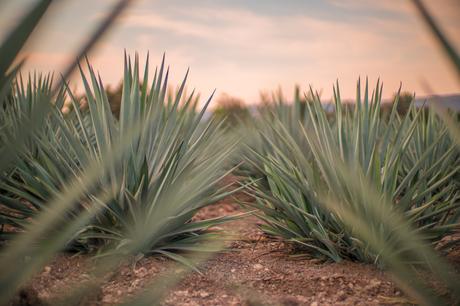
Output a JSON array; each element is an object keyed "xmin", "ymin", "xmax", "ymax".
[
  {"xmin": 245, "ymin": 79, "xmax": 460, "ymax": 263},
  {"xmin": 236, "ymin": 86, "xmax": 313, "ymax": 179},
  {"xmin": 0, "ymin": 1, "xmax": 149, "ymax": 303},
  {"xmin": 212, "ymin": 93, "xmax": 251, "ymax": 127},
  {"xmin": 0, "ymin": 54, "xmax": 238, "ymax": 264},
  {"xmin": 320, "ymin": 158, "xmax": 460, "ymax": 305},
  {"xmin": 0, "ymin": 1, "xmax": 236, "ymax": 304},
  {"xmin": 0, "ymin": 0, "xmax": 51, "ymax": 94},
  {"xmin": 1, "ymin": 0, "xmax": 459, "ymax": 305},
  {"xmin": 394, "ymin": 91, "xmax": 413, "ymax": 116},
  {"xmin": 411, "ymin": 0, "xmax": 460, "ymax": 81},
  {"xmin": 0, "ymin": 0, "xmax": 53, "ymax": 172}
]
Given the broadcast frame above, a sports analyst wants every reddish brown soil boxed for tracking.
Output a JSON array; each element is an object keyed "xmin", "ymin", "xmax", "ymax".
[
  {"xmin": 25, "ymin": 210, "xmax": 408, "ymax": 305},
  {"xmin": 14, "ymin": 178, "xmax": 457, "ymax": 305}
]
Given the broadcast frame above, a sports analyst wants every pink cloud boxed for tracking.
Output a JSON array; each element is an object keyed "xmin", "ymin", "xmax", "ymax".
[{"xmin": 11, "ymin": 2, "xmax": 460, "ymax": 104}]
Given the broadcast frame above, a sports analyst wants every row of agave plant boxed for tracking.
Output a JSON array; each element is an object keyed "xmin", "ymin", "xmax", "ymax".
[
  {"xmin": 3, "ymin": 65, "xmax": 459, "ymax": 304},
  {"xmin": 1, "ymin": 1, "xmax": 459, "ymax": 305},
  {"xmin": 2, "ymin": 62, "xmax": 460, "ymax": 306},
  {"xmin": 2, "ymin": 61, "xmax": 459, "ymax": 305},
  {"xmin": 239, "ymin": 80, "xmax": 460, "ymax": 304},
  {"xmin": 244, "ymin": 81, "xmax": 460, "ymax": 262}
]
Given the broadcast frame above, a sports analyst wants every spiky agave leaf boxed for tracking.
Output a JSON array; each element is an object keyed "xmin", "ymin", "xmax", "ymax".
[
  {"xmin": 0, "ymin": 1, "xmax": 204, "ymax": 304},
  {"xmin": 1, "ymin": 54, "xmax": 240, "ymax": 263},
  {"xmin": 319, "ymin": 155, "xmax": 460, "ymax": 305},
  {"xmin": 245, "ymin": 79, "xmax": 460, "ymax": 263}
]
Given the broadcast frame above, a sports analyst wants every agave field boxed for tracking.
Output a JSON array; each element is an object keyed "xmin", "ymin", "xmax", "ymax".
[{"xmin": 1, "ymin": 0, "xmax": 460, "ymax": 305}]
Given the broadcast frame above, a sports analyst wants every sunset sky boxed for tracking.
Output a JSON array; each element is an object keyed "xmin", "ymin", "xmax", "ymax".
[{"xmin": 1, "ymin": 0, "xmax": 459, "ymax": 104}]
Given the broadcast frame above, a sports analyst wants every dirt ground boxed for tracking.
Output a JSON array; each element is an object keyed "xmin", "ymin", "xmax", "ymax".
[{"xmin": 13, "ymin": 178, "xmax": 459, "ymax": 305}]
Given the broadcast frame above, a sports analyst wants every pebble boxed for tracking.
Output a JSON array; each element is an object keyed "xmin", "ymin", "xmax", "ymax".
[
  {"xmin": 134, "ymin": 267, "xmax": 148, "ymax": 277},
  {"xmin": 199, "ymin": 291, "xmax": 211, "ymax": 298},
  {"xmin": 337, "ymin": 290, "xmax": 346, "ymax": 301},
  {"xmin": 102, "ymin": 294, "xmax": 113, "ymax": 303},
  {"xmin": 174, "ymin": 290, "xmax": 189, "ymax": 297},
  {"xmin": 253, "ymin": 263, "xmax": 264, "ymax": 271},
  {"xmin": 81, "ymin": 273, "xmax": 90, "ymax": 279},
  {"xmin": 296, "ymin": 296, "xmax": 308, "ymax": 303}
]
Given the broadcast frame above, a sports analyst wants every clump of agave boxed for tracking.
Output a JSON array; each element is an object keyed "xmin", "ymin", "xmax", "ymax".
[
  {"xmin": 235, "ymin": 86, "xmax": 314, "ymax": 178},
  {"xmin": 245, "ymin": 79, "xmax": 460, "ymax": 263},
  {"xmin": 0, "ymin": 1, "xmax": 240, "ymax": 303},
  {"xmin": 0, "ymin": 54, "xmax": 239, "ymax": 264}
]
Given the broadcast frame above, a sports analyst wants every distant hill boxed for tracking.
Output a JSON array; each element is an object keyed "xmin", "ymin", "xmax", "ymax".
[
  {"xmin": 413, "ymin": 94, "xmax": 460, "ymax": 111},
  {"xmin": 313, "ymin": 93, "xmax": 460, "ymax": 112},
  {"xmin": 205, "ymin": 93, "xmax": 460, "ymax": 120}
]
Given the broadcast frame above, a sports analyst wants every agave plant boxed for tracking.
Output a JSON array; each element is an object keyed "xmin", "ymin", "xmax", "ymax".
[
  {"xmin": 400, "ymin": 107, "xmax": 460, "ymax": 241},
  {"xmin": 0, "ymin": 1, "xmax": 150, "ymax": 303},
  {"xmin": 0, "ymin": 0, "xmax": 236, "ymax": 302},
  {"xmin": 245, "ymin": 79, "xmax": 460, "ymax": 263},
  {"xmin": 235, "ymin": 86, "xmax": 314, "ymax": 179},
  {"xmin": 0, "ymin": 53, "xmax": 238, "ymax": 265}
]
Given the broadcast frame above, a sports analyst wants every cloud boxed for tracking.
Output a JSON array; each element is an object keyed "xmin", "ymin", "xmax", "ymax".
[
  {"xmin": 7, "ymin": 0, "xmax": 460, "ymax": 104},
  {"xmin": 119, "ymin": 6, "xmax": 408, "ymax": 60}
]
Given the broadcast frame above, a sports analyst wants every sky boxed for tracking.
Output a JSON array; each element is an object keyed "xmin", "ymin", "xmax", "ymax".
[{"xmin": 1, "ymin": 0, "xmax": 459, "ymax": 105}]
